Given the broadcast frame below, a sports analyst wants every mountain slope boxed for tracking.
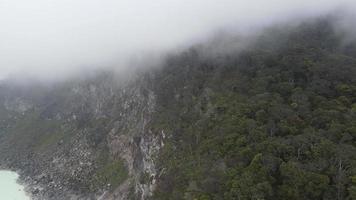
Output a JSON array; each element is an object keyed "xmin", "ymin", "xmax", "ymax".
[
  {"xmin": 151, "ymin": 18, "xmax": 356, "ymax": 200},
  {"xmin": 0, "ymin": 17, "xmax": 356, "ymax": 200}
]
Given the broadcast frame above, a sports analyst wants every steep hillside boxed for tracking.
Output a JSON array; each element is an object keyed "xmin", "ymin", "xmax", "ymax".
[
  {"xmin": 0, "ymin": 17, "xmax": 356, "ymax": 200},
  {"xmin": 151, "ymin": 18, "xmax": 356, "ymax": 200},
  {"xmin": 0, "ymin": 73, "xmax": 161, "ymax": 199}
]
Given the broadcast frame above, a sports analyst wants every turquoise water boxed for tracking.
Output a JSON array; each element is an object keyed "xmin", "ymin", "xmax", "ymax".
[{"xmin": 0, "ymin": 170, "xmax": 29, "ymax": 200}]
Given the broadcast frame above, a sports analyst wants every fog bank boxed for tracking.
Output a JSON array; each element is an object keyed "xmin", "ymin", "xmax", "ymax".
[{"xmin": 0, "ymin": 0, "xmax": 355, "ymax": 81}]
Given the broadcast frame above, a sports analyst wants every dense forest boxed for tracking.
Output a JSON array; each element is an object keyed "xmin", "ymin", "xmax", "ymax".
[{"xmin": 150, "ymin": 18, "xmax": 356, "ymax": 200}]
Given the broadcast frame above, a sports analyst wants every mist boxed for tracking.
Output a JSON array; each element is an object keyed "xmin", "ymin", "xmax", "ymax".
[{"xmin": 0, "ymin": 0, "xmax": 355, "ymax": 81}]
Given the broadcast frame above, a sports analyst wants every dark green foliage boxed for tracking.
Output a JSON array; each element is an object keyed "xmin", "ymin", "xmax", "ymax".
[
  {"xmin": 152, "ymin": 18, "xmax": 356, "ymax": 200},
  {"xmin": 91, "ymin": 159, "xmax": 128, "ymax": 190},
  {"xmin": 0, "ymin": 110, "xmax": 70, "ymax": 153}
]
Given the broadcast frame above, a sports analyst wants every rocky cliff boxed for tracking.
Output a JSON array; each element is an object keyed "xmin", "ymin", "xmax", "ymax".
[{"xmin": 0, "ymin": 71, "xmax": 164, "ymax": 199}]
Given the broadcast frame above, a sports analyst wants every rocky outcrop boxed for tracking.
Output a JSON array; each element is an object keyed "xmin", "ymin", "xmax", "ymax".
[{"xmin": 0, "ymin": 71, "xmax": 164, "ymax": 199}]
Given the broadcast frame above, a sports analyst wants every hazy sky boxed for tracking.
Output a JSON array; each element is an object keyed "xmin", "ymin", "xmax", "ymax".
[{"xmin": 0, "ymin": 0, "xmax": 355, "ymax": 80}]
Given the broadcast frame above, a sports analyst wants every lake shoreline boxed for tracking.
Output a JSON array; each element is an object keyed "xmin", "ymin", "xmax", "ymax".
[
  {"xmin": 0, "ymin": 169, "xmax": 31, "ymax": 200},
  {"xmin": 0, "ymin": 163, "xmax": 56, "ymax": 200},
  {"xmin": 0, "ymin": 162, "xmax": 103, "ymax": 200},
  {"xmin": 0, "ymin": 164, "xmax": 33, "ymax": 198}
]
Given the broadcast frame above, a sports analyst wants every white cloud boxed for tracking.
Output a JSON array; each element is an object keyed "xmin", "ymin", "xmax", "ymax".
[{"xmin": 0, "ymin": 0, "xmax": 355, "ymax": 80}]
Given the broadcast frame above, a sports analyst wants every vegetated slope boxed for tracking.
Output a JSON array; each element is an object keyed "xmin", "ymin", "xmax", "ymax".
[
  {"xmin": 0, "ymin": 17, "xmax": 355, "ymax": 200},
  {"xmin": 151, "ymin": 18, "xmax": 356, "ymax": 200}
]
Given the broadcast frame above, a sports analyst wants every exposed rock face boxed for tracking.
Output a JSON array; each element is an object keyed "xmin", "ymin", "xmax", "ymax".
[{"xmin": 0, "ymin": 71, "xmax": 164, "ymax": 199}]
